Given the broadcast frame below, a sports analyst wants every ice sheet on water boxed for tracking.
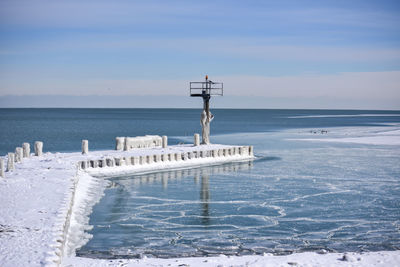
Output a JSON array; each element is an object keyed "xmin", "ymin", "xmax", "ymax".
[
  {"xmin": 286, "ymin": 123, "xmax": 400, "ymax": 145},
  {"xmin": 76, "ymin": 125, "xmax": 400, "ymax": 259},
  {"xmin": 287, "ymin": 114, "xmax": 400, "ymax": 119}
]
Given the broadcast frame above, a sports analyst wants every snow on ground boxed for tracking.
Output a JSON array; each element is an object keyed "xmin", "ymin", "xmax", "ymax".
[
  {"xmin": 0, "ymin": 144, "xmax": 251, "ymax": 266},
  {"xmin": 0, "ymin": 152, "xmax": 77, "ymax": 266},
  {"xmin": 1, "ymin": 142, "xmax": 399, "ymax": 267},
  {"xmin": 62, "ymin": 251, "xmax": 400, "ymax": 267}
]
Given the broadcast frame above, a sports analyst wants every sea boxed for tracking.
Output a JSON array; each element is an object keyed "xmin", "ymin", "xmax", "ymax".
[{"xmin": 1, "ymin": 108, "xmax": 400, "ymax": 258}]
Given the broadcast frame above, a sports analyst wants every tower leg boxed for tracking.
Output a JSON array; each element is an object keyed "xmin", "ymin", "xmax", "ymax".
[{"xmin": 200, "ymin": 98, "xmax": 213, "ymax": 145}]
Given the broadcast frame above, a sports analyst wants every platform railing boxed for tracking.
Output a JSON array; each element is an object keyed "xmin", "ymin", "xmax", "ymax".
[{"xmin": 190, "ymin": 81, "xmax": 223, "ymax": 96}]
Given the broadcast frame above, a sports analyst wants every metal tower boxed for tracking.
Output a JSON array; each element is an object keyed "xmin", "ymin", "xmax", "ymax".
[{"xmin": 190, "ymin": 75, "xmax": 223, "ymax": 144}]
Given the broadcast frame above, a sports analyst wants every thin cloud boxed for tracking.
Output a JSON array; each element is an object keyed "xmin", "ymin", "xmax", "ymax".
[
  {"xmin": 1, "ymin": 71, "xmax": 399, "ymax": 101},
  {"xmin": 1, "ymin": 0, "xmax": 398, "ymax": 32},
  {"xmin": 4, "ymin": 35, "xmax": 400, "ymax": 63}
]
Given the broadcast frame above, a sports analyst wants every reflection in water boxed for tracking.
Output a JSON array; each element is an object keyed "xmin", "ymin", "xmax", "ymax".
[
  {"xmin": 200, "ymin": 174, "xmax": 210, "ymax": 225},
  {"xmin": 117, "ymin": 162, "xmax": 253, "ymax": 226},
  {"xmin": 194, "ymin": 173, "xmax": 200, "ymax": 185},
  {"xmin": 80, "ymin": 160, "xmax": 255, "ymax": 258},
  {"xmin": 113, "ymin": 160, "xmax": 254, "ymax": 191},
  {"xmin": 105, "ymin": 161, "xmax": 254, "ymax": 227}
]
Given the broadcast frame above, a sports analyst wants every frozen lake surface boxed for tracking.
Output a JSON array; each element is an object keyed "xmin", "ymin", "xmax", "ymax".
[{"xmin": 78, "ymin": 125, "xmax": 400, "ymax": 259}]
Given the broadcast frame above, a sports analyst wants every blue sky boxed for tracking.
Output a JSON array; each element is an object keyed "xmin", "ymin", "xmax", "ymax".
[{"xmin": 0, "ymin": 0, "xmax": 399, "ymax": 109}]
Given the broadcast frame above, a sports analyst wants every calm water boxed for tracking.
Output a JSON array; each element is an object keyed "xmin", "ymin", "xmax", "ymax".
[
  {"xmin": 1, "ymin": 108, "xmax": 399, "ymax": 155},
  {"xmin": 1, "ymin": 109, "xmax": 400, "ymax": 258}
]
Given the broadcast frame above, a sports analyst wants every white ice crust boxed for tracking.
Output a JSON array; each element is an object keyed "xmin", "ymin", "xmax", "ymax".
[
  {"xmin": 123, "ymin": 135, "xmax": 162, "ymax": 150},
  {"xmin": 288, "ymin": 124, "xmax": 400, "ymax": 146},
  {"xmin": 62, "ymin": 250, "xmax": 400, "ymax": 267}
]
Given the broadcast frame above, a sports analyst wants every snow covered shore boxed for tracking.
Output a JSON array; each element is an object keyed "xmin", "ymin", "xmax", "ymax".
[
  {"xmin": 1, "ymin": 143, "xmax": 399, "ymax": 266},
  {"xmin": 63, "ymin": 250, "xmax": 400, "ymax": 267},
  {"xmin": 0, "ymin": 144, "xmax": 253, "ymax": 266}
]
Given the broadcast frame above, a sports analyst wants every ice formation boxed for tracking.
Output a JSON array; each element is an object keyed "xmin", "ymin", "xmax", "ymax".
[
  {"xmin": 22, "ymin": 142, "xmax": 30, "ymax": 158},
  {"xmin": 0, "ymin": 158, "xmax": 4, "ymax": 177},
  {"xmin": 117, "ymin": 135, "xmax": 163, "ymax": 151},
  {"xmin": 34, "ymin": 141, "xmax": 43, "ymax": 156},
  {"xmin": 82, "ymin": 140, "xmax": 89, "ymax": 154},
  {"xmin": 200, "ymin": 109, "xmax": 213, "ymax": 145},
  {"xmin": 6, "ymin": 153, "xmax": 14, "ymax": 171},
  {"xmin": 194, "ymin": 133, "xmax": 200, "ymax": 146},
  {"xmin": 15, "ymin": 147, "xmax": 23, "ymax": 162}
]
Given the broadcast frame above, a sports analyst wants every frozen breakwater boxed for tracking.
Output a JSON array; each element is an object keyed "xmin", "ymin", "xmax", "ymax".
[
  {"xmin": 77, "ymin": 135, "xmax": 254, "ymax": 176},
  {"xmin": 0, "ymin": 135, "xmax": 254, "ymax": 266},
  {"xmin": 79, "ymin": 145, "xmax": 254, "ymax": 177}
]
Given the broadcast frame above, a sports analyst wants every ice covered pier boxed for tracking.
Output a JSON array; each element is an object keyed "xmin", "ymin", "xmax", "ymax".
[
  {"xmin": 78, "ymin": 135, "xmax": 254, "ymax": 177},
  {"xmin": 0, "ymin": 134, "xmax": 253, "ymax": 179},
  {"xmin": 0, "ymin": 134, "xmax": 254, "ymax": 266}
]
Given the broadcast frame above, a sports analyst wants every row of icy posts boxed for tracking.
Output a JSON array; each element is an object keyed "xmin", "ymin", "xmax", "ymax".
[
  {"xmin": 78, "ymin": 133, "xmax": 253, "ymax": 170},
  {"xmin": 79, "ymin": 145, "xmax": 254, "ymax": 170},
  {"xmin": 193, "ymin": 133, "xmax": 254, "ymax": 156},
  {"xmin": 0, "ymin": 142, "xmax": 43, "ymax": 178}
]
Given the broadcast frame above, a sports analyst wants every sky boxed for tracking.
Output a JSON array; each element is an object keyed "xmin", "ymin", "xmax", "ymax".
[{"xmin": 0, "ymin": 0, "xmax": 399, "ymax": 109}]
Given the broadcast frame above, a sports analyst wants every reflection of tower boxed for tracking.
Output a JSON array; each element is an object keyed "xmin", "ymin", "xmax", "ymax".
[
  {"xmin": 194, "ymin": 172, "xmax": 200, "ymax": 185},
  {"xmin": 162, "ymin": 175, "xmax": 168, "ymax": 189},
  {"xmin": 200, "ymin": 174, "xmax": 210, "ymax": 225},
  {"xmin": 162, "ymin": 172, "xmax": 169, "ymax": 189}
]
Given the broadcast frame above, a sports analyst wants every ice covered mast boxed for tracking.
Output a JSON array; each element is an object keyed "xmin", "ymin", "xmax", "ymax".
[{"xmin": 190, "ymin": 75, "xmax": 223, "ymax": 145}]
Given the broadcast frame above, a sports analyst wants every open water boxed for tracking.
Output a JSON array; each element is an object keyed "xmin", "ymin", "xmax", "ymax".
[
  {"xmin": 1, "ymin": 108, "xmax": 399, "ymax": 154},
  {"xmin": 0, "ymin": 108, "xmax": 399, "ymax": 258}
]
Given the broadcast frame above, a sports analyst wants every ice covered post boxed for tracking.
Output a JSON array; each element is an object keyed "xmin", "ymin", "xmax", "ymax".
[
  {"xmin": 15, "ymin": 147, "xmax": 23, "ymax": 162},
  {"xmin": 0, "ymin": 158, "xmax": 4, "ymax": 177},
  {"xmin": 22, "ymin": 143, "xmax": 30, "ymax": 158},
  {"xmin": 162, "ymin": 136, "xmax": 168, "ymax": 148},
  {"xmin": 190, "ymin": 75, "xmax": 223, "ymax": 145},
  {"xmin": 34, "ymin": 141, "xmax": 43, "ymax": 156},
  {"xmin": 82, "ymin": 140, "xmax": 89, "ymax": 154},
  {"xmin": 194, "ymin": 133, "xmax": 200, "ymax": 146},
  {"xmin": 7, "ymin": 153, "xmax": 15, "ymax": 172},
  {"xmin": 115, "ymin": 137, "xmax": 124, "ymax": 151},
  {"xmin": 249, "ymin": 146, "xmax": 254, "ymax": 156}
]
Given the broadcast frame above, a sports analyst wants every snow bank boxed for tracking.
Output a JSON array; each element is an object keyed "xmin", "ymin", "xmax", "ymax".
[
  {"xmin": 0, "ymin": 152, "xmax": 77, "ymax": 266},
  {"xmin": 62, "ymin": 250, "xmax": 400, "ymax": 267},
  {"xmin": 63, "ymin": 172, "xmax": 109, "ymax": 257}
]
